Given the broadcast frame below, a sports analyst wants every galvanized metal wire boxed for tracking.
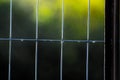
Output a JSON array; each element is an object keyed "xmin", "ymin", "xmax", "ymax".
[{"xmin": 0, "ymin": 0, "xmax": 105, "ymax": 80}]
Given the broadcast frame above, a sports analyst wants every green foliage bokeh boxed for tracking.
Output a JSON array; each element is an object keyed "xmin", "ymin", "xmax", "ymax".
[{"xmin": 0, "ymin": 0, "xmax": 105, "ymax": 39}]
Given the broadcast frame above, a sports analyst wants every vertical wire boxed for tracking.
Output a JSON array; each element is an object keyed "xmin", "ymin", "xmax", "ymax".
[
  {"xmin": 8, "ymin": 0, "xmax": 12, "ymax": 80},
  {"xmin": 35, "ymin": 0, "xmax": 39, "ymax": 80},
  {"xmin": 103, "ymin": 0, "xmax": 105, "ymax": 80},
  {"xmin": 86, "ymin": 0, "xmax": 90, "ymax": 80},
  {"xmin": 60, "ymin": 0, "xmax": 64, "ymax": 80},
  {"xmin": 113, "ymin": 1, "xmax": 117, "ymax": 80}
]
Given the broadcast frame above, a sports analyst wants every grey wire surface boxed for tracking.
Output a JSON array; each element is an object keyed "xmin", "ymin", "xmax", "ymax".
[
  {"xmin": 86, "ymin": 0, "xmax": 90, "ymax": 80},
  {"xmin": 60, "ymin": 0, "xmax": 64, "ymax": 80},
  {"xmin": 8, "ymin": 0, "xmax": 12, "ymax": 80},
  {"xmin": 35, "ymin": 0, "xmax": 39, "ymax": 80}
]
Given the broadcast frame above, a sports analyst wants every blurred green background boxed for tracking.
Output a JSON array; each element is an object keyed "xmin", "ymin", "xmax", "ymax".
[
  {"xmin": 0, "ymin": 0, "xmax": 105, "ymax": 80},
  {"xmin": 0, "ymin": 0, "xmax": 104, "ymax": 39}
]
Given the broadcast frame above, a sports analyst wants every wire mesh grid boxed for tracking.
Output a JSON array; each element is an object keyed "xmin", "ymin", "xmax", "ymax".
[{"xmin": 0, "ymin": 0, "xmax": 105, "ymax": 80}]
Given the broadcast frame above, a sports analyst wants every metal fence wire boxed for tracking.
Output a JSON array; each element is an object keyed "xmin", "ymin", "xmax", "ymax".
[{"xmin": 0, "ymin": 0, "xmax": 119, "ymax": 80}]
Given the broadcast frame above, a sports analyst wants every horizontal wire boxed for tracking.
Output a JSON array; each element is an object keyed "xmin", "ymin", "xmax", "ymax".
[{"xmin": 0, "ymin": 38, "xmax": 104, "ymax": 43}]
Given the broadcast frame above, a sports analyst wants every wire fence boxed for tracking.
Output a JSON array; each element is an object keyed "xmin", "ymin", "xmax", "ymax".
[{"xmin": 0, "ymin": 0, "xmax": 105, "ymax": 80}]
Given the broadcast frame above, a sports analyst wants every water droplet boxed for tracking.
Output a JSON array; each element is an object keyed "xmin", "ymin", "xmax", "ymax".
[
  {"xmin": 20, "ymin": 39, "xmax": 24, "ymax": 42},
  {"xmin": 92, "ymin": 41, "xmax": 96, "ymax": 43}
]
